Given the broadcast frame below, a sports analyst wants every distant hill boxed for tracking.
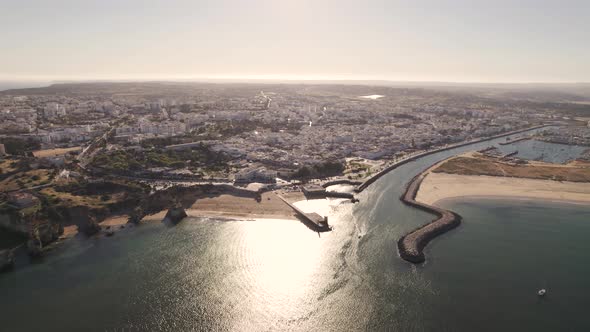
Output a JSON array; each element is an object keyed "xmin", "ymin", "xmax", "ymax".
[
  {"xmin": 1, "ymin": 80, "xmax": 590, "ymax": 103},
  {"xmin": 0, "ymin": 81, "xmax": 50, "ymax": 92}
]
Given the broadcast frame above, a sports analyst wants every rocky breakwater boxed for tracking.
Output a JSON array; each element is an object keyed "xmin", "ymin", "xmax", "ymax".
[{"xmin": 397, "ymin": 171, "xmax": 462, "ymax": 263}]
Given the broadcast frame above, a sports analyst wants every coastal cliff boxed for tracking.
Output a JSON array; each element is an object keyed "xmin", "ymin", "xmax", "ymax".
[
  {"xmin": 0, "ymin": 206, "xmax": 63, "ymax": 257},
  {"xmin": 128, "ymin": 184, "xmax": 262, "ymax": 224}
]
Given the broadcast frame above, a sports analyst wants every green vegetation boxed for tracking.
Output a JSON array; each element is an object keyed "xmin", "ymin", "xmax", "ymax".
[
  {"xmin": 293, "ymin": 161, "xmax": 345, "ymax": 179},
  {"xmin": 0, "ymin": 169, "xmax": 55, "ymax": 192},
  {"xmin": 0, "ymin": 159, "xmax": 21, "ymax": 175},
  {"xmin": 91, "ymin": 146, "xmax": 229, "ymax": 173},
  {"xmin": 41, "ymin": 179, "xmax": 150, "ymax": 210}
]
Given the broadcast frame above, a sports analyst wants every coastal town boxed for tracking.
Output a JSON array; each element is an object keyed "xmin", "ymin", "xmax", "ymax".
[{"xmin": 1, "ymin": 82, "xmax": 590, "ymax": 271}]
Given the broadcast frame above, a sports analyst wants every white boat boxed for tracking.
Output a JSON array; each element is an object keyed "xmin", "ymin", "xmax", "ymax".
[{"xmin": 538, "ymin": 289, "xmax": 547, "ymax": 296}]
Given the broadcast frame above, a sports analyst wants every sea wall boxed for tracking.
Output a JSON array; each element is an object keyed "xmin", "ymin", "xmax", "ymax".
[
  {"xmin": 498, "ymin": 136, "xmax": 532, "ymax": 145},
  {"xmin": 356, "ymin": 124, "xmax": 549, "ymax": 193},
  {"xmin": 397, "ymin": 167, "xmax": 462, "ymax": 263},
  {"xmin": 321, "ymin": 180, "xmax": 362, "ymax": 188}
]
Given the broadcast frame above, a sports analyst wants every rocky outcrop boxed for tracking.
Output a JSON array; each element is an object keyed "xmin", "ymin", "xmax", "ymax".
[
  {"xmin": 163, "ymin": 207, "xmax": 187, "ymax": 225},
  {"xmin": 59, "ymin": 206, "xmax": 101, "ymax": 236},
  {"xmin": 0, "ymin": 249, "xmax": 15, "ymax": 272},
  {"xmin": 27, "ymin": 238, "xmax": 43, "ymax": 257},
  {"xmin": 0, "ymin": 213, "xmax": 28, "ymax": 235},
  {"xmin": 128, "ymin": 184, "xmax": 260, "ymax": 224},
  {"xmin": 0, "ymin": 208, "xmax": 63, "ymax": 257},
  {"xmin": 26, "ymin": 222, "xmax": 63, "ymax": 257}
]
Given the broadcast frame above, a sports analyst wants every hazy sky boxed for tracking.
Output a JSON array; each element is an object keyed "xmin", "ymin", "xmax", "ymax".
[{"xmin": 1, "ymin": 0, "xmax": 589, "ymax": 83}]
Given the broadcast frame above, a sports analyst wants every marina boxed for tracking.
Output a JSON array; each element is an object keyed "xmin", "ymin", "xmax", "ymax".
[{"xmin": 1, "ymin": 124, "xmax": 589, "ymax": 331}]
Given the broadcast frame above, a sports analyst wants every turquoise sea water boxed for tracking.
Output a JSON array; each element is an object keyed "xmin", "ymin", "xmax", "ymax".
[{"xmin": 2, "ymin": 127, "xmax": 589, "ymax": 331}]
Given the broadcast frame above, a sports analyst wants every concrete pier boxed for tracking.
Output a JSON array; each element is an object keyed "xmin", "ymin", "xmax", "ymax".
[{"xmin": 277, "ymin": 195, "xmax": 331, "ymax": 232}]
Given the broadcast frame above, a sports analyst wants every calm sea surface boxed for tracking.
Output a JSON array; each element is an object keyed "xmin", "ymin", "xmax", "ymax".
[
  {"xmin": 496, "ymin": 139, "xmax": 587, "ymax": 163},
  {"xmin": 3, "ymin": 127, "xmax": 589, "ymax": 331}
]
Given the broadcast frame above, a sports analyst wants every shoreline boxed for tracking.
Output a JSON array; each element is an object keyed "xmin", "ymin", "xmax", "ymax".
[
  {"xmin": 142, "ymin": 208, "xmax": 297, "ymax": 222},
  {"xmin": 397, "ymin": 163, "xmax": 590, "ymax": 263},
  {"xmin": 435, "ymin": 194, "xmax": 590, "ymax": 208},
  {"xmin": 416, "ymin": 173, "xmax": 590, "ymax": 207},
  {"xmin": 60, "ymin": 190, "xmax": 304, "ymax": 239}
]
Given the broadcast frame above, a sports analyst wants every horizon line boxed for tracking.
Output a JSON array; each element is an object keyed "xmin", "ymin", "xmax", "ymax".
[{"xmin": 1, "ymin": 75, "xmax": 589, "ymax": 86}]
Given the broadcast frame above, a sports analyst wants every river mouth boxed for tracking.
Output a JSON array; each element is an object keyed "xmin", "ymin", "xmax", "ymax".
[{"xmin": 4, "ymin": 126, "xmax": 589, "ymax": 331}]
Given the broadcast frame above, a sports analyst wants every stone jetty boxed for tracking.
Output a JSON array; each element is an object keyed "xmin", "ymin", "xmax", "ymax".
[{"xmin": 397, "ymin": 169, "xmax": 462, "ymax": 263}]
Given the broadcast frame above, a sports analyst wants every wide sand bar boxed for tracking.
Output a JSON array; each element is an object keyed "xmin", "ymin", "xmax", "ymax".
[{"xmin": 416, "ymin": 172, "xmax": 590, "ymax": 206}]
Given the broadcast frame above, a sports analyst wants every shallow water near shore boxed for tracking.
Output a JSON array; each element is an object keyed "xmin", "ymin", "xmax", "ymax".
[{"xmin": 3, "ymin": 126, "xmax": 589, "ymax": 331}]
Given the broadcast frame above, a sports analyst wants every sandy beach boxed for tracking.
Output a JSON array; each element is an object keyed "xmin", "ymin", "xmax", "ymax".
[
  {"xmin": 109, "ymin": 190, "xmax": 304, "ymax": 223},
  {"xmin": 416, "ymin": 172, "xmax": 590, "ymax": 206},
  {"xmin": 60, "ymin": 190, "xmax": 305, "ymax": 238}
]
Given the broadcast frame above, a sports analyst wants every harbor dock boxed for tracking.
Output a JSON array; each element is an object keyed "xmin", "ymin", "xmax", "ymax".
[{"xmin": 277, "ymin": 194, "xmax": 331, "ymax": 232}]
